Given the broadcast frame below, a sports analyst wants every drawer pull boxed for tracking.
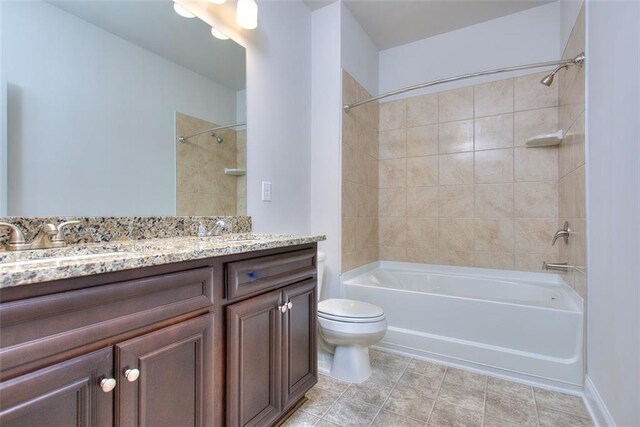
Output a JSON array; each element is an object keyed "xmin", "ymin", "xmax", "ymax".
[
  {"xmin": 287, "ymin": 301, "xmax": 293, "ymax": 310},
  {"xmin": 124, "ymin": 368, "xmax": 140, "ymax": 382},
  {"xmin": 278, "ymin": 304, "xmax": 288, "ymax": 313},
  {"xmin": 100, "ymin": 377, "xmax": 117, "ymax": 393}
]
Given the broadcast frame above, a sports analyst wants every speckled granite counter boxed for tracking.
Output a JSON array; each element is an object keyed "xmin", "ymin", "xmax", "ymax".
[{"xmin": 0, "ymin": 233, "xmax": 326, "ymax": 288}]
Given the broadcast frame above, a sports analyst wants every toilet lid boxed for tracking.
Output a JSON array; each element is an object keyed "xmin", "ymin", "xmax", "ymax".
[{"xmin": 318, "ymin": 299, "xmax": 385, "ymax": 321}]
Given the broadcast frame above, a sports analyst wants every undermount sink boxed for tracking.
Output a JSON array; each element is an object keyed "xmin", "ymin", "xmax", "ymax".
[{"xmin": 0, "ymin": 251, "xmax": 132, "ymax": 269}]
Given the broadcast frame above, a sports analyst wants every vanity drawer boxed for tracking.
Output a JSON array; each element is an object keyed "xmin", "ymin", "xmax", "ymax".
[
  {"xmin": 226, "ymin": 249, "xmax": 316, "ymax": 300},
  {"xmin": 0, "ymin": 267, "xmax": 214, "ymax": 378}
]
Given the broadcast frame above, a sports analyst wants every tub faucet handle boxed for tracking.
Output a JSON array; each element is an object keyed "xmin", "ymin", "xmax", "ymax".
[{"xmin": 551, "ymin": 221, "xmax": 571, "ymax": 246}]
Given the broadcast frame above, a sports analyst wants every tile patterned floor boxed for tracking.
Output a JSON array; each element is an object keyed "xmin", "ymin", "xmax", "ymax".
[{"xmin": 284, "ymin": 350, "xmax": 593, "ymax": 427}]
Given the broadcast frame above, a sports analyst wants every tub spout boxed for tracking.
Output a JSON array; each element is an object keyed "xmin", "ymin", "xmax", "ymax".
[{"xmin": 542, "ymin": 261, "xmax": 570, "ymax": 272}]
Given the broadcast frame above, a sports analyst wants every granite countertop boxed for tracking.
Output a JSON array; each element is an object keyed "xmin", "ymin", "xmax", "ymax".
[{"xmin": 0, "ymin": 233, "xmax": 326, "ymax": 288}]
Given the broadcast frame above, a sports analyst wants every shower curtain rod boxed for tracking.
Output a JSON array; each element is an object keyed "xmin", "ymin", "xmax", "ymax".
[
  {"xmin": 178, "ymin": 121, "xmax": 247, "ymax": 143},
  {"xmin": 343, "ymin": 53, "xmax": 585, "ymax": 112}
]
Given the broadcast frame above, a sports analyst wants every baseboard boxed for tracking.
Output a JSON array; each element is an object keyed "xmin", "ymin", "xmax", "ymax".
[{"xmin": 584, "ymin": 375, "xmax": 616, "ymax": 427}]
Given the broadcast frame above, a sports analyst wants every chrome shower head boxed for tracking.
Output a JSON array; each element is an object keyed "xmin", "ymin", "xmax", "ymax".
[
  {"xmin": 540, "ymin": 52, "xmax": 585, "ymax": 87},
  {"xmin": 212, "ymin": 133, "xmax": 224, "ymax": 144},
  {"xmin": 540, "ymin": 70, "xmax": 557, "ymax": 86}
]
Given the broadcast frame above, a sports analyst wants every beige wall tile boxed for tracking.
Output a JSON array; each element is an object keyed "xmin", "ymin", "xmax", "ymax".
[
  {"xmin": 514, "ymin": 72, "xmax": 558, "ymax": 111},
  {"xmin": 406, "ymin": 248, "xmax": 439, "ymax": 264},
  {"xmin": 515, "ymin": 253, "xmax": 551, "ymax": 273},
  {"xmin": 343, "ymin": 217, "xmax": 357, "ymax": 253},
  {"xmin": 379, "ymin": 159, "xmax": 406, "ymax": 188},
  {"xmin": 474, "ymin": 218, "xmax": 515, "ymax": 252},
  {"xmin": 474, "ymin": 114, "xmax": 513, "ymax": 151},
  {"xmin": 407, "ymin": 156, "xmax": 439, "ymax": 186},
  {"xmin": 356, "ymin": 217, "xmax": 377, "ymax": 250},
  {"xmin": 380, "ymin": 217, "xmax": 407, "ymax": 247},
  {"xmin": 558, "ymin": 175, "xmax": 575, "ymax": 219},
  {"xmin": 514, "ymin": 107, "xmax": 558, "ymax": 147},
  {"xmin": 380, "ymin": 100, "xmax": 406, "ymax": 131},
  {"xmin": 574, "ymin": 166, "xmax": 585, "ymax": 218},
  {"xmin": 380, "ymin": 188, "xmax": 407, "ymax": 217},
  {"xmin": 362, "ymin": 121, "xmax": 380, "ymax": 159},
  {"xmin": 514, "ymin": 182, "xmax": 558, "ymax": 218},
  {"xmin": 514, "ymin": 147, "xmax": 558, "ymax": 182},
  {"xmin": 407, "ymin": 125, "xmax": 438, "ymax": 157},
  {"xmin": 515, "ymin": 219, "xmax": 558, "ymax": 254},
  {"xmin": 342, "ymin": 111, "xmax": 359, "ymax": 148},
  {"xmin": 380, "ymin": 129, "xmax": 407, "ymax": 159},
  {"xmin": 343, "ymin": 181, "xmax": 357, "ymax": 217},
  {"xmin": 407, "ymin": 187, "xmax": 438, "ymax": 217},
  {"xmin": 439, "ymin": 87, "xmax": 474, "ymax": 122},
  {"xmin": 439, "ymin": 152, "xmax": 474, "ymax": 185},
  {"xmin": 406, "ymin": 218, "xmax": 439, "ymax": 249},
  {"xmin": 473, "ymin": 251, "xmax": 515, "ymax": 270},
  {"xmin": 379, "ymin": 246, "xmax": 406, "ymax": 262},
  {"xmin": 439, "ymin": 250, "xmax": 473, "ymax": 266},
  {"xmin": 196, "ymin": 193, "xmax": 218, "ymax": 215},
  {"xmin": 570, "ymin": 112, "xmax": 585, "ymax": 171},
  {"xmin": 439, "ymin": 120, "xmax": 474, "ymax": 153},
  {"xmin": 571, "ymin": 219, "xmax": 586, "ymax": 271},
  {"xmin": 176, "ymin": 192, "xmax": 197, "ymax": 216},
  {"xmin": 439, "ymin": 185, "xmax": 474, "ymax": 218},
  {"xmin": 474, "ymin": 184, "xmax": 514, "ymax": 218},
  {"xmin": 406, "ymin": 93, "xmax": 438, "ymax": 127},
  {"xmin": 343, "ymin": 145, "xmax": 357, "ymax": 183},
  {"xmin": 474, "ymin": 79, "xmax": 514, "ymax": 117},
  {"xmin": 177, "ymin": 167, "xmax": 198, "ymax": 193},
  {"xmin": 357, "ymin": 184, "xmax": 377, "ymax": 217},
  {"xmin": 474, "ymin": 148, "xmax": 513, "ymax": 184},
  {"xmin": 439, "ymin": 218, "xmax": 474, "ymax": 251},
  {"xmin": 342, "ymin": 251, "xmax": 359, "ymax": 273}
]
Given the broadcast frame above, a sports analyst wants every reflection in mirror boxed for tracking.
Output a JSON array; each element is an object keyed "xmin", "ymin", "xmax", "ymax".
[{"xmin": 0, "ymin": 0, "xmax": 246, "ymax": 217}]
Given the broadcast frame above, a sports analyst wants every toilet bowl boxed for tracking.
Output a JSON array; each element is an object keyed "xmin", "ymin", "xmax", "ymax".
[{"xmin": 316, "ymin": 252, "xmax": 387, "ymax": 383}]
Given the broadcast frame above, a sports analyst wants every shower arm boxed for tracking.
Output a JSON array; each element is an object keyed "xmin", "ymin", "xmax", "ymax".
[
  {"xmin": 343, "ymin": 52, "xmax": 585, "ymax": 112},
  {"xmin": 178, "ymin": 121, "xmax": 247, "ymax": 143}
]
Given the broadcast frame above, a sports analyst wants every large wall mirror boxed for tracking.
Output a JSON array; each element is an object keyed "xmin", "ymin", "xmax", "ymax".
[{"xmin": 0, "ymin": 0, "xmax": 247, "ymax": 217}]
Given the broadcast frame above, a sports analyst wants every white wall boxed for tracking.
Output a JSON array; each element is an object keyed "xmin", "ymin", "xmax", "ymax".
[
  {"xmin": 2, "ymin": 1, "xmax": 236, "ymax": 216},
  {"xmin": 585, "ymin": 1, "xmax": 640, "ymax": 426},
  {"xmin": 560, "ymin": 0, "xmax": 584, "ymax": 53},
  {"xmin": 378, "ymin": 2, "xmax": 561, "ymax": 100},
  {"xmin": 310, "ymin": 3, "xmax": 342, "ymax": 298},
  {"xmin": 340, "ymin": 3, "xmax": 378, "ymax": 96},
  {"xmin": 177, "ymin": 0, "xmax": 312, "ymax": 234}
]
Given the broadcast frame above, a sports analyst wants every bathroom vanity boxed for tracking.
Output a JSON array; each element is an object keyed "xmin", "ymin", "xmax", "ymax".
[{"xmin": 0, "ymin": 235, "xmax": 324, "ymax": 426}]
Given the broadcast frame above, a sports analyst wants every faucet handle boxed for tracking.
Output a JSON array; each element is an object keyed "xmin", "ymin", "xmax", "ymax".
[
  {"xmin": 52, "ymin": 220, "xmax": 81, "ymax": 243},
  {"xmin": 0, "ymin": 222, "xmax": 30, "ymax": 250}
]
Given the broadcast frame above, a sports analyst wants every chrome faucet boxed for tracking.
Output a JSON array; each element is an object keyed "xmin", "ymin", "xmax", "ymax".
[
  {"xmin": 197, "ymin": 219, "xmax": 227, "ymax": 238},
  {"xmin": 551, "ymin": 221, "xmax": 571, "ymax": 246},
  {"xmin": 0, "ymin": 220, "xmax": 80, "ymax": 251},
  {"xmin": 542, "ymin": 261, "xmax": 570, "ymax": 272}
]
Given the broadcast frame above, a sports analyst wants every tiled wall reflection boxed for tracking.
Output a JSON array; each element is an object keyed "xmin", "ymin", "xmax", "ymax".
[
  {"xmin": 176, "ymin": 112, "xmax": 241, "ymax": 216},
  {"xmin": 376, "ymin": 73, "xmax": 562, "ymax": 271},
  {"xmin": 342, "ymin": 71, "xmax": 379, "ymax": 272},
  {"xmin": 558, "ymin": 5, "xmax": 586, "ymax": 298}
]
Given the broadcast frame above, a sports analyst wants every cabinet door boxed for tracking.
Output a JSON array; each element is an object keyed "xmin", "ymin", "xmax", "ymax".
[
  {"xmin": 0, "ymin": 347, "xmax": 114, "ymax": 427},
  {"xmin": 282, "ymin": 280, "xmax": 317, "ymax": 409},
  {"xmin": 116, "ymin": 314, "xmax": 214, "ymax": 427},
  {"xmin": 227, "ymin": 289, "xmax": 283, "ymax": 427}
]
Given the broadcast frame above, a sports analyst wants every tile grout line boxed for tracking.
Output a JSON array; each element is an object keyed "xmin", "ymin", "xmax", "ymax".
[
  {"xmin": 481, "ymin": 376, "xmax": 489, "ymax": 427},
  {"xmin": 532, "ymin": 386, "xmax": 542, "ymax": 427},
  {"xmin": 367, "ymin": 358, "xmax": 410, "ymax": 426},
  {"xmin": 425, "ymin": 365, "xmax": 449, "ymax": 426}
]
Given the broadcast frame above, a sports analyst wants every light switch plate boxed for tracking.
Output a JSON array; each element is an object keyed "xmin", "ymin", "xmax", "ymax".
[{"xmin": 262, "ymin": 181, "xmax": 272, "ymax": 202}]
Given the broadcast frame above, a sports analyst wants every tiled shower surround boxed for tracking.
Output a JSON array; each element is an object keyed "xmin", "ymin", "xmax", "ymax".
[
  {"xmin": 342, "ymin": 71, "xmax": 380, "ymax": 272},
  {"xmin": 176, "ymin": 112, "xmax": 246, "ymax": 216},
  {"xmin": 558, "ymin": 5, "xmax": 586, "ymax": 297}
]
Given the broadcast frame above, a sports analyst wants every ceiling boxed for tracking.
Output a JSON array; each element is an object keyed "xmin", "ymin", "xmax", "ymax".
[
  {"xmin": 304, "ymin": 0, "xmax": 554, "ymax": 50},
  {"xmin": 49, "ymin": 1, "xmax": 246, "ymax": 91}
]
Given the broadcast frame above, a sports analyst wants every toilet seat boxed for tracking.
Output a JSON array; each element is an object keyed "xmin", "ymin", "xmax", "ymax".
[{"xmin": 318, "ymin": 299, "xmax": 385, "ymax": 323}]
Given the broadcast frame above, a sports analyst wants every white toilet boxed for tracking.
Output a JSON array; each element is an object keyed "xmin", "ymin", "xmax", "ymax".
[{"xmin": 316, "ymin": 251, "xmax": 387, "ymax": 383}]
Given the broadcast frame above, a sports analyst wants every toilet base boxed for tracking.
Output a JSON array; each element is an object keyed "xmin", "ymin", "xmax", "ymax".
[{"xmin": 330, "ymin": 344, "xmax": 372, "ymax": 383}]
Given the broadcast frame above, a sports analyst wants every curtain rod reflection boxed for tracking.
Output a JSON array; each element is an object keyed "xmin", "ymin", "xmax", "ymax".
[{"xmin": 177, "ymin": 121, "xmax": 247, "ymax": 143}]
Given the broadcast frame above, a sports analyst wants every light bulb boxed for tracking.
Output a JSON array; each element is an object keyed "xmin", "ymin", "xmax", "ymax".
[
  {"xmin": 211, "ymin": 26, "xmax": 229, "ymax": 40},
  {"xmin": 236, "ymin": 0, "xmax": 258, "ymax": 30},
  {"xmin": 173, "ymin": 3, "xmax": 195, "ymax": 18},
  {"xmin": 208, "ymin": 0, "xmax": 226, "ymax": 3}
]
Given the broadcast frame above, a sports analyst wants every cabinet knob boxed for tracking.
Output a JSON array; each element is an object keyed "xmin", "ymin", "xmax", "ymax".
[
  {"xmin": 287, "ymin": 301, "xmax": 293, "ymax": 310},
  {"xmin": 100, "ymin": 377, "xmax": 117, "ymax": 393},
  {"xmin": 124, "ymin": 368, "xmax": 140, "ymax": 382},
  {"xmin": 279, "ymin": 304, "xmax": 288, "ymax": 313}
]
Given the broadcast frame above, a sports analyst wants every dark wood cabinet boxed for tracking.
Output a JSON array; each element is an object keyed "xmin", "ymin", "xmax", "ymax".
[
  {"xmin": 116, "ymin": 314, "xmax": 214, "ymax": 427},
  {"xmin": 0, "ymin": 243, "xmax": 318, "ymax": 427},
  {"xmin": 0, "ymin": 347, "xmax": 114, "ymax": 427},
  {"xmin": 227, "ymin": 279, "xmax": 317, "ymax": 427}
]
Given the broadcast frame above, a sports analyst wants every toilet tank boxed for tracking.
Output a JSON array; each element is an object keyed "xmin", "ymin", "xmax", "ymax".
[{"xmin": 317, "ymin": 251, "xmax": 326, "ymax": 300}]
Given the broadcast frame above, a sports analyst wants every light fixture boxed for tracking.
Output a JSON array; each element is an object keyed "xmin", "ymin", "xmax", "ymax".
[
  {"xmin": 236, "ymin": 0, "xmax": 258, "ymax": 30},
  {"xmin": 173, "ymin": 3, "xmax": 195, "ymax": 18},
  {"xmin": 211, "ymin": 26, "xmax": 229, "ymax": 40},
  {"xmin": 208, "ymin": 0, "xmax": 226, "ymax": 3}
]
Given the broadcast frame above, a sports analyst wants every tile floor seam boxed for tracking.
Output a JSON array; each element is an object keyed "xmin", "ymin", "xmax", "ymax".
[
  {"xmin": 367, "ymin": 358, "xmax": 410, "ymax": 426},
  {"xmin": 532, "ymin": 384, "xmax": 542, "ymax": 427},
  {"xmin": 481, "ymin": 374, "xmax": 488, "ymax": 427},
  {"xmin": 425, "ymin": 365, "xmax": 449, "ymax": 426}
]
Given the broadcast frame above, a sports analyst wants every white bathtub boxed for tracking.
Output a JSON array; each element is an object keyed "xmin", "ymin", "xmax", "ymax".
[{"xmin": 342, "ymin": 261, "xmax": 584, "ymax": 389}]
